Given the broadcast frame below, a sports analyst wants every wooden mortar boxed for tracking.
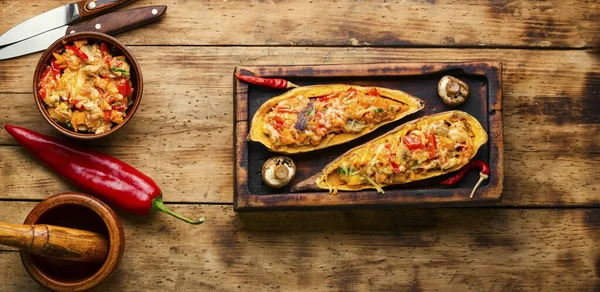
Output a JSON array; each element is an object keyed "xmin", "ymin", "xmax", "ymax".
[{"xmin": 20, "ymin": 193, "xmax": 125, "ymax": 292}]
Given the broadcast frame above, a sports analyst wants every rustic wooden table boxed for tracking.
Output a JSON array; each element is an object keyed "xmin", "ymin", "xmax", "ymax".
[{"xmin": 1, "ymin": 0, "xmax": 598, "ymax": 291}]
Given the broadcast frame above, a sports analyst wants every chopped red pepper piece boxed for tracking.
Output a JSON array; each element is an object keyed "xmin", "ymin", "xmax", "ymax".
[
  {"xmin": 368, "ymin": 87, "xmax": 380, "ymax": 96},
  {"xmin": 100, "ymin": 43, "xmax": 109, "ymax": 56},
  {"xmin": 65, "ymin": 45, "xmax": 88, "ymax": 61},
  {"xmin": 316, "ymin": 92, "xmax": 340, "ymax": 103},
  {"xmin": 103, "ymin": 110, "xmax": 112, "ymax": 121},
  {"xmin": 272, "ymin": 115, "xmax": 285, "ymax": 125},
  {"xmin": 39, "ymin": 67, "xmax": 53, "ymax": 99},
  {"xmin": 390, "ymin": 160, "xmax": 401, "ymax": 173},
  {"xmin": 104, "ymin": 55, "xmax": 113, "ymax": 67},
  {"xmin": 403, "ymin": 134, "xmax": 425, "ymax": 150},
  {"xmin": 50, "ymin": 59, "xmax": 61, "ymax": 75},
  {"xmin": 426, "ymin": 133, "xmax": 437, "ymax": 158},
  {"xmin": 116, "ymin": 78, "xmax": 132, "ymax": 96},
  {"xmin": 271, "ymin": 115, "xmax": 285, "ymax": 131},
  {"xmin": 276, "ymin": 107, "xmax": 296, "ymax": 113},
  {"xmin": 41, "ymin": 66, "xmax": 52, "ymax": 80},
  {"xmin": 346, "ymin": 87, "xmax": 358, "ymax": 98},
  {"xmin": 39, "ymin": 88, "xmax": 47, "ymax": 99},
  {"xmin": 112, "ymin": 103, "xmax": 126, "ymax": 111}
]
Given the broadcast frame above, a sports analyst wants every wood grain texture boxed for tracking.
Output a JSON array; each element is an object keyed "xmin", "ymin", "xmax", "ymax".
[
  {"xmin": 0, "ymin": 203, "xmax": 598, "ymax": 291},
  {"xmin": 0, "ymin": 47, "xmax": 597, "ymax": 206},
  {"xmin": 0, "ymin": 0, "xmax": 598, "ymax": 290},
  {"xmin": 1, "ymin": 0, "xmax": 598, "ymax": 48}
]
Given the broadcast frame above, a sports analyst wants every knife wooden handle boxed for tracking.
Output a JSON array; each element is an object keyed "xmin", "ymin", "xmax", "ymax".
[
  {"xmin": 76, "ymin": 0, "xmax": 136, "ymax": 19},
  {"xmin": 0, "ymin": 222, "xmax": 109, "ymax": 263},
  {"xmin": 67, "ymin": 5, "xmax": 167, "ymax": 36}
]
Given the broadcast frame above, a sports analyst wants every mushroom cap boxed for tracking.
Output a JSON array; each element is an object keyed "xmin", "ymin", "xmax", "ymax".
[
  {"xmin": 438, "ymin": 75, "xmax": 469, "ymax": 107},
  {"xmin": 262, "ymin": 156, "xmax": 296, "ymax": 188}
]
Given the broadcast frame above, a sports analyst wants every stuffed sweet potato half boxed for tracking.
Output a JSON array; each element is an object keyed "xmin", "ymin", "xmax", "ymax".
[
  {"xmin": 291, "ymin": 110, "xmax": 488, "ymax": 194},
  {"xmin": 248, "ymin": 85, "xmax": 425, "ymax": 154}
]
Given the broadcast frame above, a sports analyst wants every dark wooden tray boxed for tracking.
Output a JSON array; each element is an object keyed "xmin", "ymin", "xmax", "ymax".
[{"xmin": 234, "ymin": 62, "xmax": 503, "ymax": 211}]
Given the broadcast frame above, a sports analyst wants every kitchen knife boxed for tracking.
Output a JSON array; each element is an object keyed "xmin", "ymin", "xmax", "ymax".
[
  {"xmin": 0, "ymin": 5, "xmax": 166, "ymax": 61},
  {"xmin": 0, "ymin": 0, "xmax": 136, "ymax": 47}
]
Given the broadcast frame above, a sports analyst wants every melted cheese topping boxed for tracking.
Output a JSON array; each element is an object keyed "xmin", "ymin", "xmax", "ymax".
[
  {"xmin": 262, "ymin": 87, "xmax": 404, "ymax": 147},
  {"xmin": 39, "ymin": 39, "xmax": 134, "ymax": 134}
]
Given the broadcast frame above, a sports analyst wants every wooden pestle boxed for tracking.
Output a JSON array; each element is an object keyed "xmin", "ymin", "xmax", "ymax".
[{"xmin": 0, "ymin": 222, "xmax": 109, "ymax": 262}]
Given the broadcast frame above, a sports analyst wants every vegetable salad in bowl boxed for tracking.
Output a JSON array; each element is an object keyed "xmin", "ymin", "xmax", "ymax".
[{"xmin": 38, "ymin": 39, "xmax": 134, "ymax": 134}]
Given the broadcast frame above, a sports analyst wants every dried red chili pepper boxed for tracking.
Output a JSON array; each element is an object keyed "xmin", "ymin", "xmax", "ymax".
[
  {"xmin": 4, "ymin": 125, "xmax": 205, "ymax": 224},
  {"xmin": 64, "ymin": 45, "xmax": 89, "ymax": 61},
  {"xmin": 235, "ymin": 73, "xmax": 297, "ymax": 89},
  {"xmin": 440, "ymin": 159, "xmax": 489, "ymax": 199}
]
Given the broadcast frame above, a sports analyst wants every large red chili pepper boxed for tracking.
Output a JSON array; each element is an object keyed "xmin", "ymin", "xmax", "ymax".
[
  {"xmin": 4, "ymin": 125, "xmax": 204, "ymax": 224},
  {"xmin": 440, "ymin": 159, "xmax": 490, "ymax": 199},
  {"xmin": 235, "ymin": 73, "xmax": 297, "ymax": 89}
]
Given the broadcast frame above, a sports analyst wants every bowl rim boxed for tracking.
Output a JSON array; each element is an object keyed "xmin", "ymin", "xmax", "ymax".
[
  {"xmin": 20, "ymin": 192, "xmax": 125, "ymax": 292},
  {"xmin": 32, "ymin": 32, "xmax": 143, "ymax": 140}
]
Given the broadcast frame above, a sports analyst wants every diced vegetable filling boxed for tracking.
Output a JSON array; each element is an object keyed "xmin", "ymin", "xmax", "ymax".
[
  {"xmin": 39, "ymin": 39, "xmax": 134, "ymax": 134},
  {"xmin": 334, "ymin": 116, "xmax": 475, "ymax": 188},
  {"xmin": 262, "ymin": 87, "xmax": 405, "ymax": 147}
]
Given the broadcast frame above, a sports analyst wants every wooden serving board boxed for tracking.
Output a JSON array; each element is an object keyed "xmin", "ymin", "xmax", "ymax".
[{"xmin": 234, "ymin": 62, "xmax": 503, "ymax": 211}]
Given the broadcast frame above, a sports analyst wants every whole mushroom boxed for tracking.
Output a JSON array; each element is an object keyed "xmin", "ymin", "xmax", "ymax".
[
  {"xmin": 438, "ymin": 75, "xmax": 469, "ymax": 106},
  {"xmin": 262, "ymin": 156, "xmax": 296, "ymax": 188}
]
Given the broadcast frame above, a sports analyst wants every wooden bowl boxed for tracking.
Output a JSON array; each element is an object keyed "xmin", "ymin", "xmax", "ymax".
[
  {"xmin": 20, "ymin": 193, "xmax": 125, "ymax": 292},
  {"xmin": 33, "ymin": 32, "xmax": 143, "ymax": 139}
]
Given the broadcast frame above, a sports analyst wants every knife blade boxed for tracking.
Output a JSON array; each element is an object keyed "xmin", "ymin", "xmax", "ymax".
[
  {"xmin": 0, "ymin": 0, "xmax": 136, "ymax": 47},
  {"xmin": 0, "ymin": 5, "xmax": 166, "ymax": 61}
]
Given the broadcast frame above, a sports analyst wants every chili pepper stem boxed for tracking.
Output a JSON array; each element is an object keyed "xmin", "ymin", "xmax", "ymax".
[
  {"xmin": 286, "ymin": 81, "xmax": 299, "ymax": 89},
  {"xmin": 151, "ymin": 195, "xmax": 205, "ymax": 224},
  {"xmin": 469, "ymin": 173, "xmax": 489, "ymax": 199}
]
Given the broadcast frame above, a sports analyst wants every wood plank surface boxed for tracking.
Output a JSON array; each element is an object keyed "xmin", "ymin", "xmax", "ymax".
[
  {"xmin": 0, "ymin": 0, "xmax": 598, "ymax": 291},
  {"xmin": 0, "ymin": 203, "xmax": 598, "ymax": 291},
  {"xmin": 1, "ymin": 48, "xmax": 598, "ymax": 206},
  {"xmin": 0, "ymin": 0, "xmax": 598, "ymax": 48}
]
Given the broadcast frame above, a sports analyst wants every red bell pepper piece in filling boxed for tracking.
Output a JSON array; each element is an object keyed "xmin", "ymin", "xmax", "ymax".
[
  {"xmin": 368, "ymin": 87, "xmax": 380, "ymax": 97},
  {"xmin": 116, "ymin": 78, "xmax": 132, "ymax": 96},
  {"xmin": 403, "ymin": 133, "xmax": 425, "ymax": 150},
  {"xmin": 50, "ymin": 59, "xmax": 61, "ymax": 75},
  {"xmin": 65, "ymin": 45, "xmax": 89, "ymax": 61},
  {"xmin": 426, "ymin": 133, "xmax": 437, "ymax": 158}
]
